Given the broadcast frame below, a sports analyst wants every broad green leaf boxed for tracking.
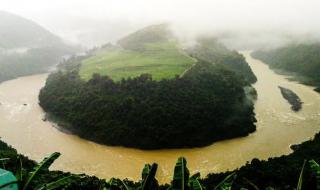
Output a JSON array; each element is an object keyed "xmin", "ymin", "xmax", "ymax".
[
  {"xmin": 22, "ymin": 152, "xmax": 61, "ymax": 190},
  {"xmin": 108, "ymin": 178, "xmax": 130, "ymax": 190},
  {"xmin": 36, "ymin": 175, "xmax": 76, "ymax": 190},
  {"xmin": 171, "ymin": 157, "xmax": 190, "ymax": 190},
  {"xmin": 309, "ymin": 160, "xmax": 320, "ymax": 190},
  {"xmin": 214, "ymin": 173, "xmax": 236, "ymax": 190},
  {"xmin": 142, "ymin": 164, "xmax": 151, "ymax": 181},
  {"xmin": 141, "ymin": 163, "xmax": 158, "ymax": 190},
  {"xmin": 15, "ymin": 156, "xmax": 23, "ymax": 182},
  {"xmin": 121, "ymin": 180, "xmax": 131, "ymax": 190},
  {"xmin": 297, "ymin": 160, "xmax": 306, "ymax": 190},
  {"xmin": 189, "ymin": 173, "xmax": 203, "ymax": 190}
]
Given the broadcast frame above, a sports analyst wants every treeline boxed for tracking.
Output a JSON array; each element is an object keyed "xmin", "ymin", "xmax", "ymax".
[
  {"xmin": 0, "ymin": 46, "xmax": 75, "ymax": 83},
  {"xmin": 39, "ymin": 61, "xmax": 256, "ymax": 149},
  {"xmin": 1, "ymin": 131, "xmax": 320, "ymax": 189},
  {"xmin": 252, "ymin": 43, "xmax": 320, "ymax": 92},
  {"xmin": 187, "ymin": 37, "xmax": 257, "ymax": 84}
]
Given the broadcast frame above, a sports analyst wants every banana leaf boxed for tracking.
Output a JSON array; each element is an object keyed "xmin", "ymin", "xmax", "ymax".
[
  {"xmin": 189, "ymin": 173, "xmax": 203, "ymax": 190},
  {"xmin": 142, "ymin": 164, "xmax": 151, "ymax": 181},
  {"xmin": 141, "ymin": 163, "xmax": 158, "ymax": 190},
  {"xmin": 213, "ymin": 173, "xmax": 236, "ymax": 190},
  {"xmin": 22, "ymin": 152, "xmax": 61, "ymax": 190},
  {"xmin": 108, "ymin": 178, "xmax": 131, "ymax": 190},
  {"xmin": 297, "ymin": 160, "xmax": 306, "ymax": 190},
  {"xmin": 36, "ymin": 175, "xmax": 76, "ymax": 190},
  {"xmin": 171, "ymin": 157, "xmax": 190, "ymax": 190},
  {"xmin": 15, "ymin": 156, "xmax": 22, "ymax": 182},
  {"xmin": 309, "ymin": 160, "xmax": 320, "ymax": 190}
]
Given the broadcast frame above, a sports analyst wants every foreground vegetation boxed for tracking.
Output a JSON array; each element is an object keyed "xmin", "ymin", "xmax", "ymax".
[
  {"xmin": 2, "ymin": 131, "xmax": 320, "ymax": 189},
  {"xmin": 252, "ymin": 43, "xmax": 320, "ymax": 92},
  {"xmin": 39, "ymin": 61, "xmax": 256, "ymax": 149}
]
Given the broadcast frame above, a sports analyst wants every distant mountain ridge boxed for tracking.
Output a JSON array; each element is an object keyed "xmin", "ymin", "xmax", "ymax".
[
  {"xmin": 0, "ymin": 11, "xmax": 64, "ymax": 49},
  {"xmin": 0, "ymin": 11, "xmax": 76, "ymax": 82}
]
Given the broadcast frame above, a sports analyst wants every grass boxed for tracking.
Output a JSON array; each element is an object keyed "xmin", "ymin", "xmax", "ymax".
[{"xmin": 79, "ymin": 42, "xmax": 196, "ymax": 81}]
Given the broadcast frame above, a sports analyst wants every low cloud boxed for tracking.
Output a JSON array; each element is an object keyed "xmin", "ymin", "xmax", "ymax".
[{"xmin": 2, "ymin": 0, "xmax": 320, "ymax": 49}]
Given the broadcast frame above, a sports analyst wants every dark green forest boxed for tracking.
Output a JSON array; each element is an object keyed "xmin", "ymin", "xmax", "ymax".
[
  {"xmin": 39, "ymin": 61, "xmax": 256, "ymax": 149},
  {"xmin": 187, "ymin": 37, "xmax": 257, "ymax": 84},
  {"xmin": 38, "ymin": 24, "xmax": 258, "ymax": 149},
  {"xmin": 0, "ymin": 46, "xmax": 74, "ymax": 82},
  {"xmin": 252, "ymin": 43, "xmax": 320, "ymax": 92}
]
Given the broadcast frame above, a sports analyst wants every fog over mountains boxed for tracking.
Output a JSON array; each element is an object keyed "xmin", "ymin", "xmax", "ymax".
[{"xmin": 1, "ymin": 0, "xmax": 320, "ymax": 48}]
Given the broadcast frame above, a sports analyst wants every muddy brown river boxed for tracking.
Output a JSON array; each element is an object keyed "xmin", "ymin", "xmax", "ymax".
[{"xmin": 0, "ymin": 51, "xmax": 320, "ymax": 182}]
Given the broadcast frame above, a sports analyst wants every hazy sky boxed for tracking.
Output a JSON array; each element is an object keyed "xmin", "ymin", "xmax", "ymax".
[{"xmin": 1, "ymin": 0, "xmax": 320, "ymax": 48}]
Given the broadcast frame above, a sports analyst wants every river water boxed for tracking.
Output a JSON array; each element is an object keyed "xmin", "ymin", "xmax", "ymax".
[{"xmin": 0, "ymin": 51, "xmax": 320, "ymax": 182}]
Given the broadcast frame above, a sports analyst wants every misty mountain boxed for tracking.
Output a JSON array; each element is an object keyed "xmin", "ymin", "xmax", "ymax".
[
  {"xmin": 0, "ymin": 11, "xmax": 64, "ymax": 49},
  {"xmin": 0, "ymin": 11, "xmax": 76, "ymax": 82}
]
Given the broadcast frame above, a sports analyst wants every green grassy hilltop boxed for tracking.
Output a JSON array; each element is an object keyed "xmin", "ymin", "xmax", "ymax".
[
  {"xmin": 79, "ymin": 24, "xmax": 196, "ymax": 81},
  {"xmin": 39, "ymin": 24, "xmax": 257, "ymax": 149},
  {"xmin": 79, "ymin": 41, "xmax": 195, "ymax": 81}
]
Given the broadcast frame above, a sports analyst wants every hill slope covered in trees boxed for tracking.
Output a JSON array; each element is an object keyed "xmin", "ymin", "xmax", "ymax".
[
  {"xmin": 39, "ymin": 24, "xmax": 257, "ymax": 149},
  {"xmin": 187, "ymin": 37, "xmax": 257, "ymax": 84},
  {"xmin": 252, "ymin": 43, "xmax": 320, "ymax": 92}
]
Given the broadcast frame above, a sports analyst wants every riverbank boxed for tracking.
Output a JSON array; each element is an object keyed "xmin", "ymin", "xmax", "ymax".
[
  {"xmin": 2, "ymin": 131, "xmax": 320, "ymax": 189},
  {"xmin": 251, "ymin": 44, "xmax": 320, "ymax": 94},
  {"xmin": 0, "ymin": 52, "xmax": 320, "ymax": 182},
  {"xmin": 39, "ymin": 62, "xmax": 256, "ymax": 150}
]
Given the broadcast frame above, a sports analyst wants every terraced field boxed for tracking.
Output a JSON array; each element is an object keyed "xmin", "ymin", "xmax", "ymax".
[{"xmin": 79, "ymin": 42, "xmax": 196, "ymax": 81}]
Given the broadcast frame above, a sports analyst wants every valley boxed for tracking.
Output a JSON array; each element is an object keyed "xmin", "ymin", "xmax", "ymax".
[{"xmin": 0, "ymin": 52, "xmax": 319, "ymax": 183}]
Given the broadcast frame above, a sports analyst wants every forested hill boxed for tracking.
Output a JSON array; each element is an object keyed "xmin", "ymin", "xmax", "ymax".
[
  {"xmin": 252, "ymin": 43, "xmax": 320, "ymax": 92},
  {"xmin": 39, "ymin": 24, "xmax": 257, "ymax": 149},
  {"xmin": 0, "ymin": 11, "xmax": 76, "ymax": 83},
  {"xmin": 39, "ymin": 61, "xmax": 256, "ymax": 149},
  {"xmin": 187, "ymin": 37, "xmax": 257, "ymax": 84}
]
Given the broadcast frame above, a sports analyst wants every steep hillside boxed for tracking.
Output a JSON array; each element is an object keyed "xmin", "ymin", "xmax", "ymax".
[
  {"xmin": 187, "ymin": 37, "xmax": 257, "ymax": 84},
  {"xmin": 39, "ymin": 24, "xmax": 257, "ymax": 149},
  {"xmin": 0, "ymin": 11, "xmax": 76, "ymax": 82},
  {"xmin": 252, "ymin": 43, "xmax": 320, "ymax": 92}
]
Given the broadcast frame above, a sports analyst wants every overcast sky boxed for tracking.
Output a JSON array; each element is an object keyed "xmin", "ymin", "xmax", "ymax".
[{"xmin": 1, "ymin": 0, "xmax": 320, "ymax": 48}]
